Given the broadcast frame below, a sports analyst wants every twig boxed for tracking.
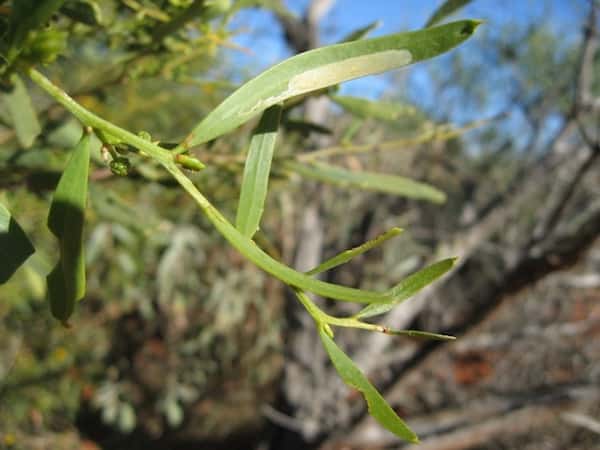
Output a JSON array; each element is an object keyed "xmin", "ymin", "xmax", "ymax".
[{"xmin": 562, "ymin": 412, "xmax": 600, "ymax": 435}]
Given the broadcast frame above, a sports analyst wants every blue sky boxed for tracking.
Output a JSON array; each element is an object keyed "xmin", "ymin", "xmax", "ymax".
[
  {"xmin": 228, "ymin": 0, "xmax": 585, "ymax": 83},
  {"xmin": 224, "ymin": 0, "xmax": 588, "ymax": 142}
]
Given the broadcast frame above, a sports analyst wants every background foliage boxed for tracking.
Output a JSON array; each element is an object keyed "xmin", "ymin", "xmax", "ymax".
[{"xmin": 1, "ymin": 1, "xmax": 599, "ymax": 449}]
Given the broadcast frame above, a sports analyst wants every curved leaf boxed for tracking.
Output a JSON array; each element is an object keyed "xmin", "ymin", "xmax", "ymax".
[
  {"xmin": 169, "ymin": 167, "xmax": 399, "ymax": 304},
  {"xmin": 330, "ymin": 95, "xmax": 418, "ymax": 122},
  {"xmin": 339, "ymin": 20, "xmax": 382, "ymax": 43},
  {"xmin": 181, "ymin": 20, "xmax": 481, "ymax": 147},
  {"xmin": 319, "ymin": 327, "xmax": 419, "ymax": 443},
  {"xmin": 285, "ymin": 160, "xmax": 446, "ymax": 203},
  {"xmin": 356, "ymin": 257, "xmax": 457, "ymax": 319},
  {"xmin": 0, "ymin": 202, "xmax": 35, "ymax": 284},
  {"xmin": 27, "ymin": 68, "xmax": 415, "ymax": 307},
  {"xmin": 236, "ymin": 105, "xmax": 282, "ymax": 238},
  {"xmin": 307, "ymin": 227, "xmax": 402, "ymax": 276},
  {"xmin": 47, "ymin": 131, "xmax": 91, "ymax": 323}
]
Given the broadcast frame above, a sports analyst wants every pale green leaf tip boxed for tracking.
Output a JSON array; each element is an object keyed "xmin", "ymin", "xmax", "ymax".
[{"xmin": 439, "ymin": 334, "xmax": 456, "ymax": 341}]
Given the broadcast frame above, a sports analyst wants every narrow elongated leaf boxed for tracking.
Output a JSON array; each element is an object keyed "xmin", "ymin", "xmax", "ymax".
[
  {"xmin": 330, "ymin": 95, "xmax": 417, "ymax": 122},
  {"xmin": 235, "ymin": 105, "xmax": 282, "ymax": 238},
  {"xmin": 230, "ymin": 0, "xmax": 293, "ymax": 20},
  {"xmin": 319, "ymin": 327, "xmax": 419, "ymax": 443},
  {"xmin": 169, "ymin": 166, "xmax": 400, "ymax": 304},
  {"xmin": 47, "ymin": 131, "xmax": 91, "ymax": 323},
  {"xmin": 339, "ymin": 20, "xmax": 381, "ymax": 43},
  {"xmin": 383, "ymin": 329, "xmax": 455, "ymax": 341},
  {"xmin": 181, "ymin": 20, "xmax": 481, "ymax": 147},
  {"xmin": 0, "ymin": 202, "xmax": 35, "ymax": 284},
  {"xmin": 356, "ymin": 257, "xmax": 456, "ymax": 319},
  {"xmin": 285, "ymin": 160, "xmax": 446, "ymax": 203},
  {"xmin": 307, "ymin": 227, "xmax": 402, "ymax": 276},
  {"xmin": 283, "ymin": 118, "xmax": 332, "ymax": 136},
  {"xmin": 426, "ymin": 0, "xmax": 472, "ymax": 27},
  {"xmin": 3, "ymin": 74, "xmax": 41, "ymax": 148}
]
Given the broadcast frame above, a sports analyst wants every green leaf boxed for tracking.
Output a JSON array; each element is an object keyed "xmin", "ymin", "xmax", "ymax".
[
  {"xmin": 169, "ymin": 165, "xmax": 400, "ymax": 305},
  {"xmin": 3, "ymin": 74, "xmax": 41, "ymax": 148},
  {"xmin": 235, "ymin": 105, "xmax": 282, "ymax": 238},
  {"xmin": 26, "ymin": 68, "xmax": 423, "ymax": 308},
  {"xmin": 426, "ymin": 0, "xmax": 473, "ymax": 27},
  {"xmin": 339, "ymin": 20, "xmax": 382, "ymax": 43},
  {"xmin": 230, "ymin": 0, "xmax": 293, "ymax": 20},
  {"xmin": 47, "ymin": 131, "xmax": 91, "ymax": 324},
  {"xmin": 282, "ymin": 118, "xmax": 332, "ymax": 136},
  {"xmin": 0, "ymin": 202, "xmax": 35, "ymax": 284},
  {"xmin": 383, "ymin": 329, "xmax": 455, "ymax": 341},
  {"xmin": 181, "ymin": 20, "xmax": 481, "ymax": 147},
  {"xmin": 60, "ymin": 0, "xmax": 115, "ymax": 26},
  {"xmin": 284, "ymin": 160, "xmax": 446, "ymax": 203},
  {"xmin": 330, "ymin": 95, "xmax": 418, "ymax": 122},
  {"xmin": 356, "ymin": 257, "xmax": 457, "ymax": 319},
  {"xmin": 307, "ymin": 227, "xmax": 402, "ymax": 276},
  {"xmin": 319, "ymin": 327, "xmax": 419, "ymax": 443},
  {"xmin": 3, "ymin": 0, "xmax": 66, "ymax": 60}
]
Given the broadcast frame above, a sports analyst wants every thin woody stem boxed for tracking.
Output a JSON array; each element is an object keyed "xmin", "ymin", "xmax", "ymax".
[{"xmin": 28, "ymin": 67, "xmax": 398, "ymax": 305}]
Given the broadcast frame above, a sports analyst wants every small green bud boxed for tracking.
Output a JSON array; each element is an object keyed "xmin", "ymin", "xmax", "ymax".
[
  {"xmin": 175, "ymin": 154, "xmax": 205, "ymax": 171},
  {"xmin": 137, "ymin": 131, "xmax": 152, "ymax": 141},
  {"xmin": 22, "ymin": 30, "xmax": 68, "ymax": 65},
  {"xmin": 95, "ymin": 129, "xmax": 122, "ymax": 146},
  {"xmin": 110, "ymin": 157, "xmax": 131, "ymax": 176}
]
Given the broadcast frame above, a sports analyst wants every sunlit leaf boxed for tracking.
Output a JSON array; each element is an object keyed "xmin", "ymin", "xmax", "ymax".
[
  {"xmin": 236, "ymin": 105, "xmax": 282, "ymax": 238},
  {"xmin": 330, "ymin": 95, "xmax": 418, "ymax": 122},
  {"xmin": 319, "ymin": 327, "xmax": 419, "ymax": 443},
  {"xmin": 285, "ymin": 160, "xmax": 446, "ymax": 203},
  {"xmin": 0, "ymin": 202, "xmax": 35, "ymax": 284},
  {"xmin": 168, "ymin": 166, "xmax": 401, "ymax": 304},
  {"xmin": 3, "ymin": 74, "xmax": 41, "ymax": 148},
  {"xmin": 180, "ymin": 20, "xmax": 481, "ymax": 147},
  {"xmin": 47, "ymin": 131, "xmax": 91, "ymax": 324},
  {"xmin": 307, "ymin": 227, "xmax": 403, "ymax": 276},
  {"xmin": 356, "ymin": 257, "xmax": 456, "ymax": 319},
  {"xmin": 426, "ymin": 0, "xmax": 472, "ymax": 27}
]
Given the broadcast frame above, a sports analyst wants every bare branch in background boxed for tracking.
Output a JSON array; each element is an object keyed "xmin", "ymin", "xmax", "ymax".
[
  {"xmin": 314, "ymin": 3, "xmax": 600, "ymax": 446},
  {"xmin": 562, "ymin": 412, "xmax": 600, "ymax": 435}
]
